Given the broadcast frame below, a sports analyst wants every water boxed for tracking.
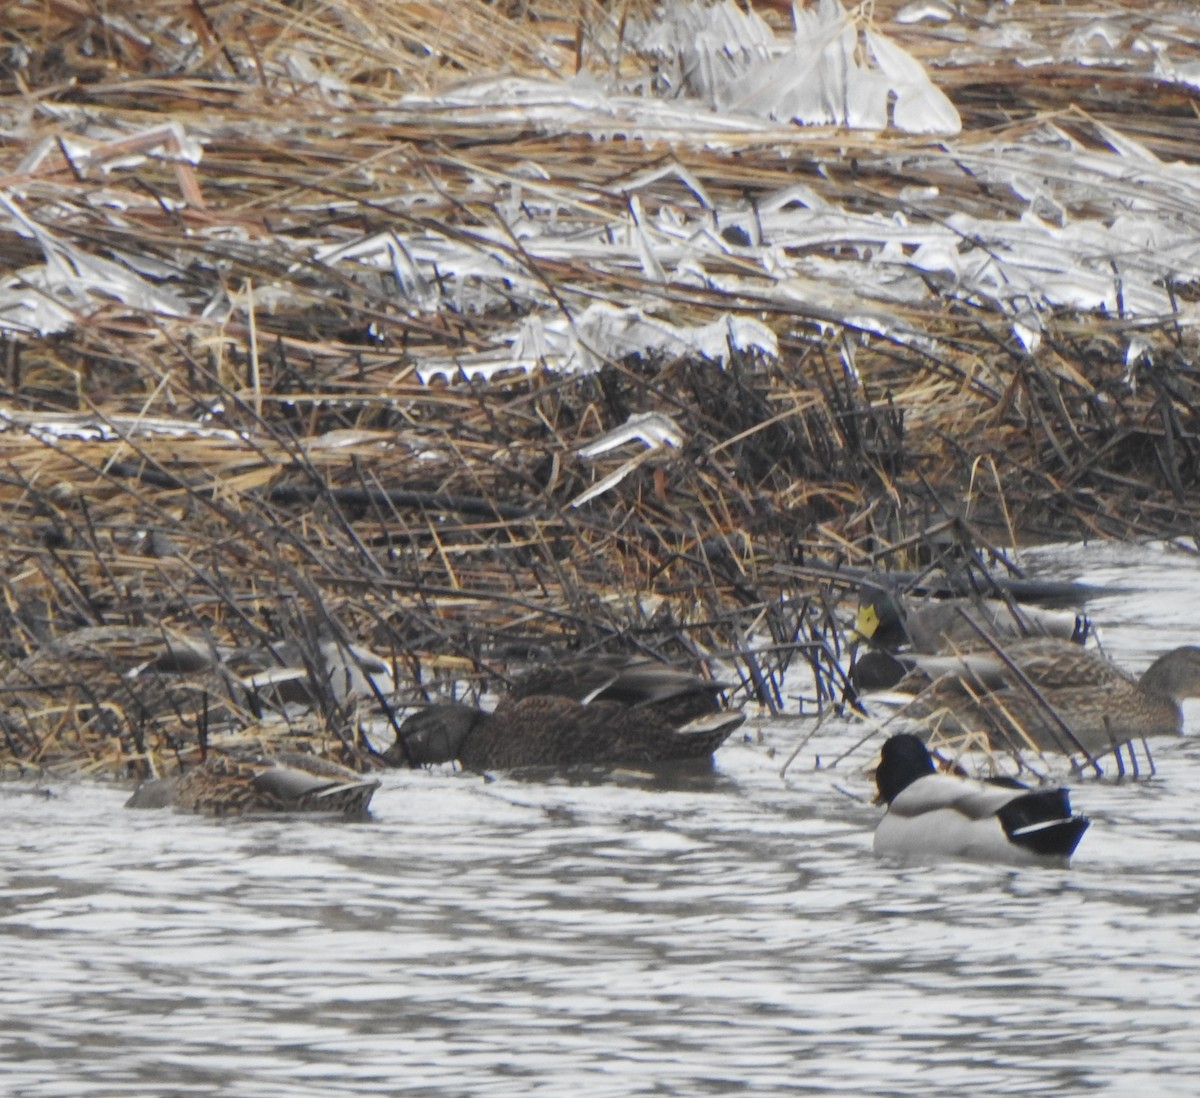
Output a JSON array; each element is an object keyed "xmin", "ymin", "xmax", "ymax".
[{"xmin": 3, "ymin": 542, "xmax": 1200, "ymax": 1096}]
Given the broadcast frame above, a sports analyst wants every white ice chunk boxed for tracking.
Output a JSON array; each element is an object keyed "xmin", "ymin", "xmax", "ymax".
[
  {"xmin": 1011, "ymin": 309, "xmax": 1043, "ymax": 354},
  {"xmin": 572, "ymin": 413, "xmax": 683, "ymax": 507},
  {"xmin": 417, "ymin": 305, "xmax": 777, "ymax": 384},
  {"xmin": 577, "ymin": 411, "xmax": 684, "ymax": 457}
]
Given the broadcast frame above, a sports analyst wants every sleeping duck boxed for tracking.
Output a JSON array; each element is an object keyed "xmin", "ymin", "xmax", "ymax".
[
  {"xmin": 872, "ymin": 734, "xmax": 1089, "ymax": 866},
  {"xmin": 125, "ymin": 751, "xmax": 380, "ymax": 817},
  {"xmin": 385, "ymin": 656, "xmax": 741, "ymax": 770}
]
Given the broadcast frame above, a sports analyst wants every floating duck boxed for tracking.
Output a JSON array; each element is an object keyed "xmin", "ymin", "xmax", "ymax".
[
  {"xmin": 385, "ymin": 656, "xmax": 741, "ymax": 770},
  {"xmin": 873, "ymin": 734, "xmax": 1089, "ymax": 865},
  {"xmin": 853, "ymin": 588, "xmax": 1086, "ymax": 655},
  {"xmin": 125, "ymin": 751, "xmax": 380, "ymax": 816},
  {"xmin": 0, "ymin": 625, "xmax": 240, "ymax": 768},
  {"xmin": 895, "ymin": 639, "xmax": 1200, "ymax": 761}
]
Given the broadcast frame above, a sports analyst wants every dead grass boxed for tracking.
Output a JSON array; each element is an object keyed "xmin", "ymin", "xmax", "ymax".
[{"xmin": 2, "ymin": 0, "xmax": 1200, "ymax": 775}]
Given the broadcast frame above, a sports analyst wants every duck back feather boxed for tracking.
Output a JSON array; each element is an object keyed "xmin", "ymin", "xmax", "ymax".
[{"xmin": 389, "ymin": 656, "xmax": 741, "ymax": 770}]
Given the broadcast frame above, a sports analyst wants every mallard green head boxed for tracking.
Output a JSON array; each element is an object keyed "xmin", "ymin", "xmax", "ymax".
[
  {"xmin": 852, "ymin": 590, "xmax": 906, "ymax": 647},
  {"xmin": 874, "ymin": 733, "xmax": 936, "ymax": 805}
]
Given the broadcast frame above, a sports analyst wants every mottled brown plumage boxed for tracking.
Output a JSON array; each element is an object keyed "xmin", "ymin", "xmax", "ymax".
[
  {"xmin": 126, "ymin": 752, "xmax": 379, "ymax": 816},
  {"xmin": 899, "ymin": 640, "xmax": 1200, "ymax": 758},
  {"xmin": 468, "ymin": 696, "xmax": 740, "ymax": 769},
  {"xmin": 385, "ymin": 657, "xmax": 741, "ymax": 770}
]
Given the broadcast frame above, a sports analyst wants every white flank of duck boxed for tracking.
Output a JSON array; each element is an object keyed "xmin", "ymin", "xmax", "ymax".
[{"xmin": 873, "ymin": 734, "xmax": 1089, "ymax": 866}]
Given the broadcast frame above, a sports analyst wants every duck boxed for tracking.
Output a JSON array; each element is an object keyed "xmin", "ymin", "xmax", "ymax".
[
  {"xmin": 873, "ymin": 733, "xmax": 1089, "ymax": 865},
  {"xmin": 506, "ymin": 655, "xmax": 729, "ymax": 723},
  {"xmin": 895, "ymin": 640, "xmax": 1200, "ymax": 761},
  {"xmin": 384, "ymin": 656, "xmax": 742, "ymax": 770},
  {"xmin": 125, "ymin": 751, "xmax": 380, "ymax": 816},
  {"xmin": 853, "ymin": 587, "xmax": 1086, "ymax": 655},
  {"xmin": 239, "ymin": 634, "xmax": 395, "ymax": 713},
  {"xmin": 0, "ymin": 625, "xmax": 241, "ymax": 768},
  {"xmin": 0, "ymin": 623, "xmax": 400, "ymax": 778}
]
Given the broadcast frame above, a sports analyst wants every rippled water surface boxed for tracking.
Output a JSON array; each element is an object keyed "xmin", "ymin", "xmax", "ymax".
[{"xmin": 4, "ymin": 543, "xmax": 1200, "ymax": 1096}]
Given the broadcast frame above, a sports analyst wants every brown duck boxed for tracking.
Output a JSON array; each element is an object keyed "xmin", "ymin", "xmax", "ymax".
[
  {"xmin": 895, "ymin": 639, "xmax": 1200, "ymax": 759},
  {"xmin": 125, "ymin": 751, "xmax": 380, "ymax": 816},
  {"xmin": 385, "ymin": 656, "xmax": 742, "ymax": 769},
  {"xmin": 0, "ymin": 625, "xmax": 240, "ymax": 768}
]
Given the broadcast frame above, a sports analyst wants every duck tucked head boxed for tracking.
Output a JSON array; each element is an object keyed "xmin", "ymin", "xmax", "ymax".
[
  {"xmin": 852, "ymin": 585, "xmax": 1087, "ymax": 656},
  {"xmin": 874, "ymin": 733, "xmax": 936, "ymax": 805}
]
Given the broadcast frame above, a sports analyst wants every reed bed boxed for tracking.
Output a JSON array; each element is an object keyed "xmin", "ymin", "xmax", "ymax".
[{"xmin": 2, "ymin": 0, "xmax": 1200, "ymax": 776}]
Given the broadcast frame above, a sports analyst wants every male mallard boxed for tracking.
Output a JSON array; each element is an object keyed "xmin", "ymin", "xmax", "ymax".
[
  {"xmin": 125, "ymin": 751, "xmax": 380, "ymax": 816},
  {"xmin": 873, "ymin": 734, "xmax": 1089, "ymax": 865},
  {"xmin": 894, "ymin": 640, "xmax": 1200, "ymax": 760},
  {"xmin": 853, "ymin": 588, "xmax": 1086, "ymax": 655},
  {"xmin": 384, "ymin": 656, "xmax": 741, "ymax": 770}
]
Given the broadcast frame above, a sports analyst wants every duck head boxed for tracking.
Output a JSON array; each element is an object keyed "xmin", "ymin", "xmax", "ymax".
[
  {"xmin": 1140, "ymin": 646, "xmax": 1200, "ymax": 705},
  {"xmin": 852, "ymin": 589, "xmax": 909, "ymax": 649},
  {"xmin": 874, "ymin": 733, "xmax": 936, "ymax": 805},
  {"xmin": 384, "ymin": 703, "xmax": 484, "ymax": 766}
]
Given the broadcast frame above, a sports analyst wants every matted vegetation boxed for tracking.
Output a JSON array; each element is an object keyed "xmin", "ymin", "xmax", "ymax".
[{"xmin": 2, "ymin": 0, "xmax": 1200, "ymax": 776}]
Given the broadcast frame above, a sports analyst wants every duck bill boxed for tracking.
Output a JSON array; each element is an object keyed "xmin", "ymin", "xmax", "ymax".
[{"xmin": 849, "ymin": 603, "xmax": 881, "ymax": 645}]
